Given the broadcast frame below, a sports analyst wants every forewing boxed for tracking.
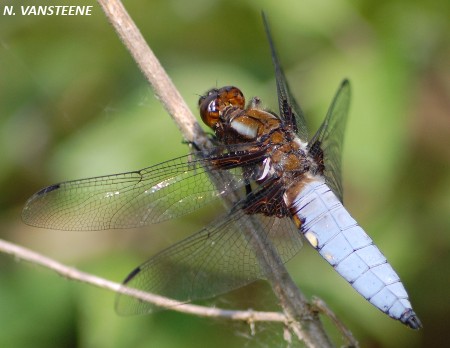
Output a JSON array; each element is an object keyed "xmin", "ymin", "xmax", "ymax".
[
  {"xmin": 262, "ymin": 13, "xmax": 309, "ymax": 141},
  {"xmin": 115, "ymin": 209, "xmax": 302, "ymax": 315},
  {"xmin": 309, "ymin": 80, "xmax": 351, "ymax": 201},
  {"xmin": 22, "ymin": 145, "xmax": 264, "ymax": 231}
]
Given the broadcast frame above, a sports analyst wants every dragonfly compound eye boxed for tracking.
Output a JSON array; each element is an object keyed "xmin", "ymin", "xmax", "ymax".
[{"xmin": 199, "ymin": 86, "xmax": 245, "ymax": 129}]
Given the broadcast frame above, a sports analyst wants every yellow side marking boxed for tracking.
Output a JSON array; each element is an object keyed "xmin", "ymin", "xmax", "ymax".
[{"xmin": 304, "ymin": 231, "xmax": 318, "ymax": 249}]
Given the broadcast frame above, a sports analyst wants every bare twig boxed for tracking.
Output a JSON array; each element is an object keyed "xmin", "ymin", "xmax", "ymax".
[
  {"xmin": 95, "ymin": 1, "xmax": 334, "ymax": 347},
  {"xmin": 0, "ymin": 238, "xmax": 285, "ymax": 322},
  {"xmin": 312, "ymin": 297, "xmax": 359, "ymax": 348}
]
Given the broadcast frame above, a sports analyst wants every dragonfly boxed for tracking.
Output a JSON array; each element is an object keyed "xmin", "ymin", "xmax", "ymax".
[{"xmin": 22, "ymin": 14, "xmax": 421, "ymax": 329}]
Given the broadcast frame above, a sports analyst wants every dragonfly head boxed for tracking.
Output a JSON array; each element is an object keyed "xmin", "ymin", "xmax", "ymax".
[{"xmin": 199, "ymin": 86, "xmax": 245, "ymax": 130}]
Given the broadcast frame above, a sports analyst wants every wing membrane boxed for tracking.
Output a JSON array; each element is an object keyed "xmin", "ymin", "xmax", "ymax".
[
  {"xmin": 309, "ymin": 79, "xmax": 351, "ymax": 201},
  {"xmin": 22, "ymin": 145, "xmax": 266, "ymax": 231},
  {"xmin": 262, "ymin": 13, "xmax": 309, "ymax": 141},
  {"xmin": 115, "ymin": 206, "xmax": 302, "ymax": 315}
]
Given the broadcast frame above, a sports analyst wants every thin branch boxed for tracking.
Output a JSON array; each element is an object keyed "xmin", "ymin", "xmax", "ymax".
[
  {"xmin": 96, "ymin": 1, "xmax": 334, "ymax": 347},
  {"xmin": 0, "ymin": 238, "xmax": 285, "ymax": 322},
  {"xmin": 312, "ymin": 297, "xmax": 359, "ymax": 348}
]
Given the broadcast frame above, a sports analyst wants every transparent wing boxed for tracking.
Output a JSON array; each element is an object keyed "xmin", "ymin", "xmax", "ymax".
[
  {"xmin": 309, "ymin": 80, "xmax": 351, "ymax": 201},
  {"xmin": 115, "ymin": 207, "xmax": 302, "ymax": 315},
  {"xmin": 262, "ymin": 12, "xmax": 309, "ymax": 141},
  {"xmin": 22, "ymin": 144, "xmax": 267, "ymax": 231}
]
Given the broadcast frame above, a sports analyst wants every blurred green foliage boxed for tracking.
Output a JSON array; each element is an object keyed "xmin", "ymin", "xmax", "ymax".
[{"xmin": 0, "ymin": 0, "xmax": 449, "ymax": 347}]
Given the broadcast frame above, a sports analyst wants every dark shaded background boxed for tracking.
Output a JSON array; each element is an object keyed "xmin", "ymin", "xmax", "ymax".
[{"xmin": 1, "ymin": 0, "xmax": 449, "ymax": 347}]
